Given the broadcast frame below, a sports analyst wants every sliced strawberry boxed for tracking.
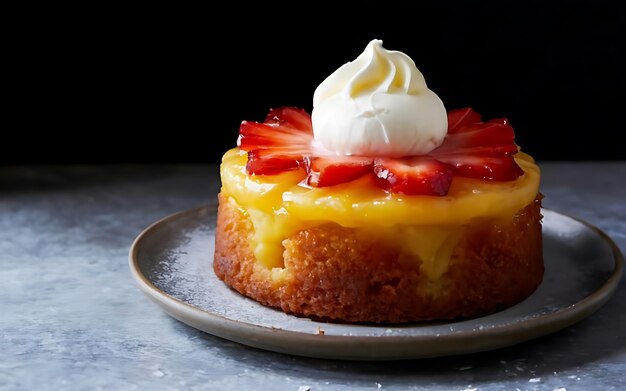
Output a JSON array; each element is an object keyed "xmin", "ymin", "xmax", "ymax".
[
  {"xmin": 435, "ymin": 119, "xmax": 518, "ymax": 156},
  {"xmin": 238, "ymin": 106, "xmax": 524, "ymax": 188},
  {"xmin": 237, "ymin": 107, "xmax": 314, "ymax": 176},
  {"xmin": 441, "ymin": 155, "xmax": 524, "ymax": 181},
  {"xmin": 246, "ymin": 149, "xmax": 303, "ymax": 175},
  {"xmin": 237, "ymin": 121, "xmax": 312, "ymax": 152},
  {"xmin": 447, "ymin": 108, "xmax": 482, "ymax": 133},
  {"xmin": 306, "ymin": 156, "xmax": 373, "ymax": 187},
  {"xmin": 373, "ymin": 157, "xmax": 454, "ymax": 196},
  {"xmin": 432, "ymin": 111, "xmax": 523, "ymax": 181},
  {"xmin": 265, "ymin": 106, "xmax": 313, "ymax": 131}
]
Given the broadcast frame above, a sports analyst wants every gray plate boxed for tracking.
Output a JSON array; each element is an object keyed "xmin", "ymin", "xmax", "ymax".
[{"xmin": 129, "ymin": 206, "xmax": 624, "ymax": 361}]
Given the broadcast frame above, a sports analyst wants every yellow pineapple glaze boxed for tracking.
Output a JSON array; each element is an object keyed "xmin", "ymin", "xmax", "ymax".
[{"xmin": 219, "ymin": 148, "xmax": 540, "ymax": 280}]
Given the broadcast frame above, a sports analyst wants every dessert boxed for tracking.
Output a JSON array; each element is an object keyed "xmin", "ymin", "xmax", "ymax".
[{"xmin": 214, "ymin": 40, "xmax": 543, "ymax": 323}]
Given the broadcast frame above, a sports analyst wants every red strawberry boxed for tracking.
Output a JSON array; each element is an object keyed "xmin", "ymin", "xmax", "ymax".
[
  {"xmin": 431, "ymin": 109, "xmax": 523, "ymax": 181},
  {"xmin": 237, "ymin": 121, "xmax": 311, "ymax": 152},
  {"xmin": 237, "ymin": 107, "xmax": 314, "ymax": 175},
  {"xmin": 237, "ymin": 106, "xmax": 524, "ymax": 192},
  {"xmin": 265, "ymin": 106, "xmax": 313, "ymax": 131},
  {"xmin": 442, "ymin": 155, "xmax": 524, "ymax": 181},
  {"xmin": 435, "ymin": 120, "xmax": 519, "ymax": 157},
  {"xmin": 373, "ymin": 157, "xmax": 454, "ymax": 196},
  {"xmin": 447, "ymin": 107, "xmax": 482, "ymax": 133},
  {"xmin": 306, "ymin": 156, "xmax": 373, "ymax": 187},
  {"xmin": 246, "ymin": 149, "xmax": 304, "ymax": 175}
]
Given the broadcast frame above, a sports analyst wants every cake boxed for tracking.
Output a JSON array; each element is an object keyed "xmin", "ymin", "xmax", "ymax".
[{"xmin": 214, "ymin": 40, "xmax": 543, "ymax": 323}]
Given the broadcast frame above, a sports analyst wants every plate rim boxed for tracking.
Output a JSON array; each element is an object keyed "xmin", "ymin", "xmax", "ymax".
[{"xmin": 129, "ymin": 206, "xmax": 625, "ymax": 360}]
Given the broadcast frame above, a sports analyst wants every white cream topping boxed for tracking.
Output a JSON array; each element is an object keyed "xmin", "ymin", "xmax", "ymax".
[{"xmin": 312, "ymin": 39, "xmax": 448, "ymax": 157}]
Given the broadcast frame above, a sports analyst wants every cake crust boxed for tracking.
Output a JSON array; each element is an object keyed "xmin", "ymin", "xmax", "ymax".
[{"xmin": 214, "ymin": 193, "xmax": 544, "ymax": 323}]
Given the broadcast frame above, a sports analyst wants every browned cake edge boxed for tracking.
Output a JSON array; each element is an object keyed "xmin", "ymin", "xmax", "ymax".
[{"xmin": 213, "ymin": 193, "xmax": 544, "ymax": 323}]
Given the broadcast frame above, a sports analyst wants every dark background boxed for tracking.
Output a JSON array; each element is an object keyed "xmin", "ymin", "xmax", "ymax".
[{"xmin": 10, "ymin": 1, "xmax": 625, "ymax": 164}]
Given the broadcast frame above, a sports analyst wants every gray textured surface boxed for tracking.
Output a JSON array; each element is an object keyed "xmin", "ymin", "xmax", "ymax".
[{"xmin": 1, "ymin": 163, "xmax": 625, "ymax": 390}]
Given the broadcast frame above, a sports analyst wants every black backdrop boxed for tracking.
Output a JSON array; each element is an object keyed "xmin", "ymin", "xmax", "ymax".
[{"xmin": 11, "ymin": 1, "xmax": 625, "ymax": 164}]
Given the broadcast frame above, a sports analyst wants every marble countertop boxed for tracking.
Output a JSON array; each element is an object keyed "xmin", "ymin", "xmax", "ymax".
[{"xmin": 1, "ymin": 163, "xmax": 625, "ymax": 391}]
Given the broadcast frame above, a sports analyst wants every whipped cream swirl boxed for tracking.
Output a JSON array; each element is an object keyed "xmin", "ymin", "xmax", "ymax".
[{"xmin": 312, "ymin": 39, "xmax": 448, "ymax": 157}]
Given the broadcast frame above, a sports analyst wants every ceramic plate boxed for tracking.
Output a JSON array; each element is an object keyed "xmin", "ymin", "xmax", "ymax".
[{"xmin": 129, "ymin": 206, "xmax": 624, "ymax": 360}]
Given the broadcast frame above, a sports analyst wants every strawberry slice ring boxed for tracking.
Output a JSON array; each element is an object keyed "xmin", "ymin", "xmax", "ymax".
[{"xmin": 237, "ymin": 107, "xmax": 524, "ymax": 196}]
